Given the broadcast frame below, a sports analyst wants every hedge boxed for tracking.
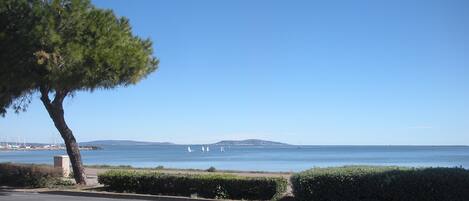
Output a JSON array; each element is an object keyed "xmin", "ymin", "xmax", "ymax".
[
  {"xmin": 291, "ymin": 166, "xmax": 469, "ymax": 201},
  {"xmin": 98, "ymin": 170, "xmax": 288, "ymax": 200},
  {"xmin": 0, "ymin": 163, "xmax": 69, "ymax": 187}
]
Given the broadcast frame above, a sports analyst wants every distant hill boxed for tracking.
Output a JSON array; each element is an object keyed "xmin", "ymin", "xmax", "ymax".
[
  {"xmin": 211, "ymin": 139, "xmax": 290, "ymax": 146},
  {"xmin": 80, "ymin": 140, "xmax": 174, "ymax": 146},
  {"xmin": 79, "ymin": 139, "xmax": 289, "ymax": 146}
]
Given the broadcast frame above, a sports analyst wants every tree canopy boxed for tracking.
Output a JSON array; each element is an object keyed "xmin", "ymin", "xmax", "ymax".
[
  {"xmin": 0, "ymin": 0, "xmax": 159, "ymax": 116},
  {"xmin": 1, "ymin": 0, "xmax": 159, "ymax": 184}
]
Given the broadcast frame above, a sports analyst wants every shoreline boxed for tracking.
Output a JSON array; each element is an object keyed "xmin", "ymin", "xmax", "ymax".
[{"xmin": 84, "ymin": 164, "xmax": 293, "ymax": 176}]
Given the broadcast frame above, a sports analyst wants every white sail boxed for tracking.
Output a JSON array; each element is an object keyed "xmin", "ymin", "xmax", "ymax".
[
  {"xmin": 206, "ymin": 146, "xmax": 210, "ymax": 152},
  {"xmin": 187, "ymin": 146, "xmax": 192, "ymax": 152},
  {"xmin": 220, "ymin": 147, "xmax": 225, "ymax": 152},
  {"xmin": 202, "ymin": 146, "xmax": 205, "ymax": 152}
]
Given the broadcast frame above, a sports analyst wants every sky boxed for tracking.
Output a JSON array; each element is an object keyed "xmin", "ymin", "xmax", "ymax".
[{"xmin": 1, "ymin": 0, "xmax": 469, "ymax": 145}]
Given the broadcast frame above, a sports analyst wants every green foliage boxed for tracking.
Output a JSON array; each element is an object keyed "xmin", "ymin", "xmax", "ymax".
[
  {"xmin": 155, "ymin": 165, "xmax": 164, "ymax": 169},
  {"xmin": 291, "ymin": 166, "xmax": 469, "ymax": 201},
  {"xmin": 52, "ymin": 178, "xmax": 75, "ymax": 186},
  {"xmin": 0, "ymin": 0, "xmax": 158, "ymax": 116},
  {"xmin": 206, "ymin": 166, "xmax": 217, "ymax": 172},
  {"xmin": 0, "ymin": 163, "xmax": 72, "ymax": 187},
  {"xmin": 98, "ymin": 170, "xmax": 288, "ymax": 200},
  {"xmin": 85, "ymin": 164, "xmax": 133, "ymax": 169}
]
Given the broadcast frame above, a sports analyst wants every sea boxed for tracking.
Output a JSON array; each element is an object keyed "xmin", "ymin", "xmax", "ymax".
[{"xmin": 1, "ymin": 145, "xmax": 469, "ymax": 172}]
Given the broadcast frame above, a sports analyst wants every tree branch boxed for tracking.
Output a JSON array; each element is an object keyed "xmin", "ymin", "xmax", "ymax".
[
  {"xmin": 39, "ymin": 85, "xmax": 51, "ymax": 107},
  {"xmin": 52, "ymin": 89, "xmax": 68, "ymax": 106}
]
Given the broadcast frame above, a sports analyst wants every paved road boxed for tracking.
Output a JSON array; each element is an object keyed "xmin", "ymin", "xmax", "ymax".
[{"xmin": 0, "ymin": 191, "xmax": 144, "ymax": 201}]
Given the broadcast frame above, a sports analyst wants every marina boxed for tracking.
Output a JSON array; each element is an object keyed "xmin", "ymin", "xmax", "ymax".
[{"xmin": 0, "ymin": 138, "xmax": 100, "ymax": 151}]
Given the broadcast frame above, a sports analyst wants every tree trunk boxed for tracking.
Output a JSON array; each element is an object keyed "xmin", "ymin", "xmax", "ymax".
[{"xmin": 40, "ymin": 88, "xmax": 87, "ymax": 185}]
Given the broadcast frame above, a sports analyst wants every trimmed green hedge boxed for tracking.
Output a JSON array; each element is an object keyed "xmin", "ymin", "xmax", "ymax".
[
  {"xmin": 0, "ymin": 163, "xmax": 66, "ymax": 187},
  {"xmin": 98, "ymin": 170, "xmax": 288, "ymax": 200},
  {"xmin": 291, "ymin": 166, "xmax": 469, "ymax": 201}
]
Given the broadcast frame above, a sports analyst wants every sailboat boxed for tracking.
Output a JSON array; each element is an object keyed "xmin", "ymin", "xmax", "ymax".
[
  {"xmin": 206, "ymin": 146, "xmax": 210, "ymax": 152},
  {"xmin": 220, "ymin": 146, "xmax": 225, "ymax": 152},
  {"xmin": 187, "ymin": 146, "xmax": 192, "ymax": 152},
  {"xmin": 202, "ymin": 146, "xmax": 205, "ymax": 152}
]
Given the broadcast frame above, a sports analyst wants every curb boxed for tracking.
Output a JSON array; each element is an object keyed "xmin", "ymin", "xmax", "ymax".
[{"xmin": 39, "ymin": 190, "xmax": 229, "ymax": 201}]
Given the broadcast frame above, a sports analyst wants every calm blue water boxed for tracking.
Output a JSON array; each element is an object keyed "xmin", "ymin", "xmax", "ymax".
[{"xmin": 1, "ymin": 145, "xmax": 469, "ymax": 172}]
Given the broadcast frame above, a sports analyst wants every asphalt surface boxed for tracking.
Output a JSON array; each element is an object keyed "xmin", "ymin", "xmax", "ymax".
[{"xmin": 0, "ymin": 191, "xmax": 144, "ymax": 201}]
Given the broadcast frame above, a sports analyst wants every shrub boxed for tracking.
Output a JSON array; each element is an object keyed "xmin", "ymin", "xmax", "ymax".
[
  {"xmin": 291, "ymin": 166, "xmax": 469, "ymax": 201},
  {"xmin": 98, "ymin": 170, "xmax": 288, "ymax": 200},
  {"xmin": 155, "ymin": 165, "xmax": 164, "ymax": 169},
  {"xmin": 206, "ymin": 166, "xmax": 216, "ymax": 172},
  {"xmin": 117, "ymin": 165, "xmax": 133, "ymax": 169},
  {"xmin": 0, "ymin": 163, "xmax": 67, "ymax": 187}
]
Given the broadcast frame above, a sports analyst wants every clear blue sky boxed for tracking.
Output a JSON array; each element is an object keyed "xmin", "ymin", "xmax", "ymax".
[{"xmin": 2, "ymin": 0, "xmax": 469, "ymax": 145}]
